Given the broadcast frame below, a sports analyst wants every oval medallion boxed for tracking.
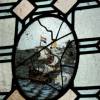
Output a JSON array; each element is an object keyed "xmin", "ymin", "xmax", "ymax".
[{"xmin": 14, "ymin": 15, "xmax": 79, "ymax": 100}]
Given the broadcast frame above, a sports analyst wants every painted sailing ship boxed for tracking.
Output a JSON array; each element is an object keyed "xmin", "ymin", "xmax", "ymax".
[{"xmin": 29, "ymin": 36, "xmax": 60, "ymax": 83}]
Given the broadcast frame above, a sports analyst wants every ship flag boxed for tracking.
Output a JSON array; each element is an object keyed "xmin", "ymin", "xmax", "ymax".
[{"xmin": 40, "ymin": 36, "xmax": 47, "ymax": 43}]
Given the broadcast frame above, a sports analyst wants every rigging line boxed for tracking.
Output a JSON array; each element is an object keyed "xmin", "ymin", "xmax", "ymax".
[
  {"xmin": 55, "ymin": 21, "xmax": 64, "ymax": 39},
  {"xmin": 38, "ymin": 19, "xmax": 53, "ymax": 40}
]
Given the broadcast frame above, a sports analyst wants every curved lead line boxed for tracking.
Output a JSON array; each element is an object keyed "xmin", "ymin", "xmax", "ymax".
[
  {"xmin": 59, "ymin": 40, "xmax": 75, "ymax": 64},
  {"xmin": 16, "ymin": 32, "xmax": 72, "ymax": 67},
  {"xmin": 59, "ymin": 40, "xmax": 74, "ymax": 88},
  {"xmin": 38, "ymin": 19, "xmax": 64, "ymax": 41},
  {"xmin": 38, "ymin": 19, "xmax": 54, "ymax": 40},
  {"xmin": 55, "ymin": 21, "xmax": 64, "ymax": 39}
]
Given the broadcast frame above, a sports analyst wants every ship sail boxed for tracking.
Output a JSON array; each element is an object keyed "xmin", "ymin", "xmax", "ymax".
[{"xmin": 38, "ymin": 49, "xmax": 48, "ymax": 60}]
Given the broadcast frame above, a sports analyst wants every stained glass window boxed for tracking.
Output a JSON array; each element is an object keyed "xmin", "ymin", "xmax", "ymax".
[{"xmin": 0, "ymin": 0, "xmax": 100, "ymax": 100}]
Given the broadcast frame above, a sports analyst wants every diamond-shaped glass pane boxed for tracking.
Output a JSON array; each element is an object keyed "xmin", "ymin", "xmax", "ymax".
[
  {"xmin": 59, "ymin": 89, "xmax": 77, "ymax": 100},
  {"xmin": 54, "ymin": 0, "xmax": 77, "ymax": 14},
  {"xmin": 13, "ymin": 0, "xmax": 35, "ymax": 20},
  {"xmin": 7, "ymin": 90, "xmax": 25, "ymax": 100}
]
